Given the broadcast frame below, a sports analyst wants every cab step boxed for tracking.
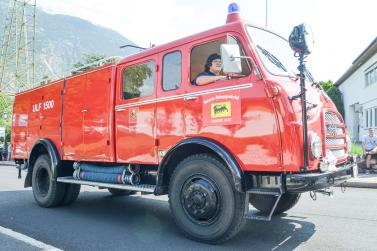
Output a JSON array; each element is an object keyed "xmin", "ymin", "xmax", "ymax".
[
  {"xmin": 246, "ymin": 188, "xmax": 281, "ymax": 196},
  {"xmin": 245, "ymin": 187, "xmax": 283, "ymax": 221},
  {"xmin": 57, "ymin": 176, "xmax": 155, "ymax": 193}
]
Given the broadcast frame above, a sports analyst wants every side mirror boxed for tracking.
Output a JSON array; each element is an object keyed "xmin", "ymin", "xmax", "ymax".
[
  {"xmin": 220, "ymin": 44, "xmax": 242, "ymax": 74},
  {"xmin": 289, "ymin": 23, "xmax": 314, "ymax": 55}
]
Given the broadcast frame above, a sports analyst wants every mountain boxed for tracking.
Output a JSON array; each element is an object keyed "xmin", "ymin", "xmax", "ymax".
[{"xmin": 0, "ymin": 1, "xmax": 134, "ymax": 85}]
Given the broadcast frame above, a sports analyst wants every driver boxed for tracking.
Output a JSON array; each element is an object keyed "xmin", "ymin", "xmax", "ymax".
[{"xmin": 192, "ymin": 53, "xmax": 227, "ymax": 85}]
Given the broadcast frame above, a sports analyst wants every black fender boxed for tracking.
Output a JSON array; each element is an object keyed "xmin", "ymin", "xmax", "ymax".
[
  {"xmin": 155, "ymin": 138, "xmax": 244, "ymax": 194},
  {"xmin": 24, "ymin": 139, "xmax": 61, "ymax": 187}
]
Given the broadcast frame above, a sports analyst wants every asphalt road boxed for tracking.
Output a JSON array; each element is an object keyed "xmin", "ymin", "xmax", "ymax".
[{"xmin": 1, "ymin": 165, "xmax": 377, "ymax": 251}]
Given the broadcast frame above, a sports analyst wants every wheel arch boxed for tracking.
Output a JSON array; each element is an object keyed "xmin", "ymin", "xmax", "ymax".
[
  {"xmin": 24, "ymin": 139, "xmax": 62, "ymax": 187},
  {"xmin": 155, "ymin": 137, "xmax": 245, "ymax": 195}
]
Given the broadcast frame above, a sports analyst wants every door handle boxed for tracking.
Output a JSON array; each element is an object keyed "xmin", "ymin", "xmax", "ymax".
[
  {"xmin": 81, "ymin": 109, "xmax": 88, "ymax": 113},
  {"xmin": 184, "ymin": 96, "xmax": 198, "ymax": 101}
]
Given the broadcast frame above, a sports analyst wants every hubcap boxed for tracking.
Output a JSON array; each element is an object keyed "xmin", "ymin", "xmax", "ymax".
[{"xmin": 181, "ymin": 175, "xmax": 221, "ymax": 224}]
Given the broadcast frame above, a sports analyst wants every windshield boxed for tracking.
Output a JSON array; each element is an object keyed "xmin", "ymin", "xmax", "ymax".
[{"xmin": 246, "ymin": 26, "xmax": 299, "ymax": 77}]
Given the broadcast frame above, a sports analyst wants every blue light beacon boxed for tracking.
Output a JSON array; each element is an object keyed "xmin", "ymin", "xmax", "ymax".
[{"xmin": 226, "ymin": 3, "xmax": 241, "ymax": 24}]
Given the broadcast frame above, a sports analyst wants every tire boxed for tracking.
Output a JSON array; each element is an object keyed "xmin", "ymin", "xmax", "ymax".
[
  {"xmin": 250, "ymin": 193, "xmax": 301, "ymax": 215},
  {"xmin": 108, "ymin": 188, "xmax": 135, "ymax": 196},
  {"xmin": 61, "ymin": 184, "xmax": 81, "ymax": 205},
  {"xmin": 169, "ymin": 154, "xmax": 246, "ymax": 244},
  {"xmin": 32, "ymin": 154, "xmax": 66, "ymax": 208}
]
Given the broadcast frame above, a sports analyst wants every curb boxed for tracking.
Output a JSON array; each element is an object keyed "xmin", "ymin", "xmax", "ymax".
[
  {"xmin": 0, "ymin": 162, "xmax": 16, "ymax": 166},
  {"xmin": 345, "ymin": 181, "xmax": 377, "ymax": 189}
]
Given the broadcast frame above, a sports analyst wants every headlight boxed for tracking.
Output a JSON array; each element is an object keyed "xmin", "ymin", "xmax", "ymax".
[{"xmin": 310, "ymin": 133, "xmax": 322, "ymax": 159}]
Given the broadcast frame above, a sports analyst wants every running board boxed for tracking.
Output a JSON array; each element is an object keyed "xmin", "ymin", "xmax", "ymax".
[{"xmin": 57, "ymin": 176, "xmax": 155, "ymax": 193}]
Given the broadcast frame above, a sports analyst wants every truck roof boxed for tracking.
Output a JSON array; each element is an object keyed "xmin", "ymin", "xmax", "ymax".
[
  {"xmin": 15, "ymin": 62, "xmax": 117, "ymax": 96},
  {"xmin": 118, "ymin": 20, "xmax": 248, "ymax": 64},
  {"xmin": 17, "ymin": 18, "xmax": 280, "ymax": 96}
]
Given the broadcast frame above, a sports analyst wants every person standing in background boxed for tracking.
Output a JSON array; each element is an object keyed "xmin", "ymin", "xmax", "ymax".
[
  {"xmin": 362, "ymin": 128, "xmax": 377, "ymax": 174},
  {"xmin": 7, "ymin": 142, "xmax": 11, "ymax": 161}
]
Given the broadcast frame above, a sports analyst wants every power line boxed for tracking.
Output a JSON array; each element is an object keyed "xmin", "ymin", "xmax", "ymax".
[{"xmin": 0, "ymin": 0, "xmax": 36, "ymax": 94}]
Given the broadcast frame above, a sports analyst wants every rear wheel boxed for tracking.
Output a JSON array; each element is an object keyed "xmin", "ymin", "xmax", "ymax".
[
  {"xmin": 108, "ymin": 188, "xmax": 135, "ymax": 196},
  {"xmin": 32, "ymin": 154, "xmax": 66, "ymax": 207},
  {"xmin": 169, "ymin": 154, "xmax": 246, "ymax": 244},
  {"xmin": 61, "ymin": 184, "xmax": 81, "ymax": 205},
  {"xmin": 249, "ymin": 193, "xmax": 301, "ymax": 215}
]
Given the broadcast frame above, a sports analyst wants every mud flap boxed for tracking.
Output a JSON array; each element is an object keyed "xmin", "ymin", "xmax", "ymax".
[{"xmin": 24, "ymin": 171, "xmax": 32, "ymax": 188}]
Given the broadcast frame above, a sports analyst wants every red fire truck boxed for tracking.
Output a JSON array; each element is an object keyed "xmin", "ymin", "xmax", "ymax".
[{"xmin": 11, "ymin": 3, "xmax": 353, "ymax": 243}]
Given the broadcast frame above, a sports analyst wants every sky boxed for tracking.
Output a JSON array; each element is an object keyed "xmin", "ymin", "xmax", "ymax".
[{"xmin": 36, "ymin": 0, "xmax": 376, "ymax": 82}]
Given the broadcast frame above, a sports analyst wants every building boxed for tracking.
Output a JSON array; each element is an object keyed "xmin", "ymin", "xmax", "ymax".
[{"xmin": 335, "ymin": 37, "xmax": 377, "ymax": 142}]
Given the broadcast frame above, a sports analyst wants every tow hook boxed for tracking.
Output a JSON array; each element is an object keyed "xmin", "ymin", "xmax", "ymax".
[{"xmin": 309, "ymin": 188, "xmax": 334, "ymax": 201}]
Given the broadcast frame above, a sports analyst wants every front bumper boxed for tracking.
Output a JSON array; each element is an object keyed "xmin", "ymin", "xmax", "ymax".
[{"xmin": 286, "ymin": 161, "xmax": 353, "ymax": 193}]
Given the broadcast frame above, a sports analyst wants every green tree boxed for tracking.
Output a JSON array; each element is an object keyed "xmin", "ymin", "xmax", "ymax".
[
  {"xmin": 320, "ymin": 80, "xmax": 344, "ymax": 117},
  {"xmin": 72, "ymin": 53, "xmax": 107, "ymax": 74},
  {"xmin": 73, "ymin": 53, "xmax": 107, "ymax": 68},
  {"xmin": 123, "ymin": 62, "xmax": 153, "ymax": 99},
  {"xmin": 0, "ymin": 92, "xmax": 13, "ymax": 143}
]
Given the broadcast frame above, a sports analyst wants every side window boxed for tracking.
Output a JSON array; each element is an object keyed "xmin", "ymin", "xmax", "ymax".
[
  {"xmin": 190, "ymin": 38, "xmax": 225, "ymax": 84},
  {"xmin": 162, "ymin": 51, "xmax": 182, "ymax": 91},
  {"xmin": 122, "ymin": 61, "xmax": 155, "ymax": 99},
  {"xmin": 228, "ymin": 36, "xmax": 252, "ymax": 76}
]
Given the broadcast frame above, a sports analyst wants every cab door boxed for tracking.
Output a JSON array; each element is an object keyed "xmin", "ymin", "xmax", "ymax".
[
  {"xmin": 185, "ymin": 34, "xmax": 282, "ymax": 171},
  {"xmin": 156, "ymin": 49, "xmax": 185, "ymax": 161},
  {"xmin": 115, "ymin": 57, "xmax": 158, "ymax": 164}
]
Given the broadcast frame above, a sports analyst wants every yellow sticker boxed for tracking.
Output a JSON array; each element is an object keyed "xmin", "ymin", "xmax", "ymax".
[{"xmin": 211, "ymin": 101, "xmax": 231, "ymax": 118}]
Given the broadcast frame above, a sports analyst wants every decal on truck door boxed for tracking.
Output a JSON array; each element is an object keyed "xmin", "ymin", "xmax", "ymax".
[
  {"xmin": 203, "ymin": 90, "xmax": 241, "ymax": 126},
  {"xmin": 211, "ymin": 102, "xmax": 231, "ymax": 118}
]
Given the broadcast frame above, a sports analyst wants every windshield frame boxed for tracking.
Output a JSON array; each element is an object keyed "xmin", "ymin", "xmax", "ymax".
[{"xmin": 245, "ymin": 24, "xmax": 298, "ymax": 78}]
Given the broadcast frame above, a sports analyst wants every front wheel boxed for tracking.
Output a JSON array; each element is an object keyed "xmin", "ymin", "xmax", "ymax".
[{"xmin": 169, "ymin": 154, "xmax": 246, "ymax": 244}]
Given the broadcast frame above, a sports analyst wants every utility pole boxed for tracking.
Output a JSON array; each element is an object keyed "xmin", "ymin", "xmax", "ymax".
[
  {"xmin": 0, "ymin": 0, "xmax": 36, "ymax": 95},
  {"xmin": 265, "ymin": 0, "xmax": 268, "ymax": 27}
]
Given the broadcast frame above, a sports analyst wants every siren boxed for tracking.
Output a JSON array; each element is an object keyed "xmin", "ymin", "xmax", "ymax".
[{"xmin": 226, "ymin": 3, "xmax": 241, "ymax": 23}]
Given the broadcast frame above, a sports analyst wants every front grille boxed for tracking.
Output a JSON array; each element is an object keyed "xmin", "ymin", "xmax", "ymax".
[
  {"xmin": 324, "ymin": 111, "xmax": 347, "ymax": 160},
  {"xmin": 324, "ymin": 112, "xmax": 340, "ymax": 123},
  {"xmin": 325, "ymin": 138, "xmax": 345, "ymax": 145}
]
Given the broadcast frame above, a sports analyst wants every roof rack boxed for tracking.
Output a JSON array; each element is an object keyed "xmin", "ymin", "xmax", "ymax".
[{"xmin": 70, "ymin": 56, "xmax": 123, "ymax": 75}]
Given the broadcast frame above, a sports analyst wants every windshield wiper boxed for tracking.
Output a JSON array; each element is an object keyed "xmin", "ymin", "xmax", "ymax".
[{"xmin": 256, "ymin": 45, "xmax": 287, "ymax": 72}]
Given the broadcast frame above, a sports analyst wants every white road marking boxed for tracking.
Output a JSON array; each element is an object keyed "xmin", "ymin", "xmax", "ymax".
[{"xmin": 0, "ymin": 226, "xmax": 62, "ymax": 251}]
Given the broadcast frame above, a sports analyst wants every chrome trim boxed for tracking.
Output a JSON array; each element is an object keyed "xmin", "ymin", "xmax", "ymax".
[
  {"xmin": 324, "ymin": 111, "xmax": 347, "ymax": 159},
  {"xmin": 115, "ymin": 83, "xmax": 253, "ymax": 111}
]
